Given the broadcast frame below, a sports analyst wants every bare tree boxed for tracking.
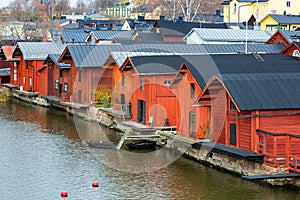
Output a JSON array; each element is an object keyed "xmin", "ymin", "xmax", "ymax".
[
  {"xmin": 8, "ymin": 0, "xmax": 51, "ymax": 41},
  {"xmin": 158, "ymin": 0, "xmax": 223, "ymax": 22}
]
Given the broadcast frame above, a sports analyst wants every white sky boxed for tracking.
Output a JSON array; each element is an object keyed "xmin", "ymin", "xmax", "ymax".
[{"xmin": 0, "ymin": 0, "xmax": 77, "ymax": 8}]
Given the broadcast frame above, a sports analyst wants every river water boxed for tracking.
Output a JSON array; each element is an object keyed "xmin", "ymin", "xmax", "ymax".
[{"xmin": 0, "ymin": 98, "xmax": 299, "ymax": 200}]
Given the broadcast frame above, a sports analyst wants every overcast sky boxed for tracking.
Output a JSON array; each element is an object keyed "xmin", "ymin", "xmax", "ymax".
[{"xmin": 0, "ymin": 0, "xmax": 77, "ymax": 8}]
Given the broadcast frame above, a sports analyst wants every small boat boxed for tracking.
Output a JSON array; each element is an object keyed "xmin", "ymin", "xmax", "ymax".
[
  {"xmin": 86, "ymin": 141, "xmax": 116, "ymax": 148},
  {"xmin": 126, "ymin": 141, "xmax": 156, "ymax": 150}
]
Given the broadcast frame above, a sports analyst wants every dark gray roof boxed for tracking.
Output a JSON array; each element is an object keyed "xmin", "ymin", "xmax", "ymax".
[
  {"xmin": 154, "ymin": 20, "xmax": 228, "ymax": 36},
  {"xmin": 67, "ymin": 43, "xmax": 285, "ymax": 68},
  {"xmin": 114, "ymin": 39, "xmax": 185, "ymax": 45},
  {"xmin": 62, "ymin": 29, "xmax": 90, "ymax": 43},
  {"xmin": 278, "ymin": 30, "xmax": 300, "ymax": 43},
  {"xmin": 0, "ymin": 68, "xmax": 10, "ymax": 76},
  {"xmin": 91, "ymin": 30, "xmax": 136, "ymax": 40},
  {"xmin": 47, "ymin": 54, "xmax": 70, "ymax": 69},
  {"xmin": 137, "ymin": 32, "xmax": 164, "ymax": 42},
  {"xmin": 218, "ymin": 73, "xmax": 300, "ymax": 110},
  {"xmin": 120, "ymin": 53, "xmax": 300, "ymax": 87},
  {"xmin": 269, "ymin": 14, "xmax": 300, "ymax": 25},
  {"xmin": 181, "ymin": 53, "xmax": 300, "ymax": 88},
  {"xmin": 62, "ymin": 23, "xmax": 80, "ymax": 29},
  {"xmin": 128, "ymin": 56, "xmax": 184, "ymax": 74},
  {"xmin": 15, "ymin": 42, "xmax": 66, "ymax": 60}
]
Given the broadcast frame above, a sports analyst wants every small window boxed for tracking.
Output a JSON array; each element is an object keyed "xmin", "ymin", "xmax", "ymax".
[
  {"xmin": 55, "ymin": 80, "xmax": 59, "ymax": 90},
  {"xmin": 190, "ymin": 83, "xmax": 195, "ymax": 98},
  {"xmin": 189, "ymin": 112, "xmax": 196, "ymax": 138},
  {"xmin": 140, "ymin": 79, "xmax": 144, "ymax": 90},
  {"xmin": 23, "ymin": 76, "xmax": 26, "ymax": 84},
  {"xmin": 78, "ymin": 90, "xmax": 82, "ymax": 103},
  {"xmin": 233, "ymin": 3, "xmax": 237, "ymax": 13},
  {"xmin": 60, "ymin": 70, "xmax": 63, "ymax": 78},
  {"xmin": 230, "ymin": 123, "xmax": 237, "ymax": 145},
  {"xmin": 230, "ymin": 100, "xmax": 236, "ymax": 111},
  {"xmin": 286, "ymin": 1, "xmax": 291, "ymax": 7},
  {"xmin": 121, "ymin": 94, "xmax": 125, "ymax": 104},
  {"xmin": 164, "ymin": 80, "xmax": 172, "ymax": 86},
  {"xmin": 64, "ymin": 83, "xmax": 68, "ymax": 92},
  {"xmin": 29, "ymin": 77, "xmax": 32, "ymax": 86},
  {"xmin": 78, "ymin": 69, "xmax": 82, "ymax": 82},
  {"xmin": 280, "ymin": 26, "xmax": 287, "ymax": 30},
  {"xmin": 122, "ymin": 75, "xmax": 125, "ymax": 86}
]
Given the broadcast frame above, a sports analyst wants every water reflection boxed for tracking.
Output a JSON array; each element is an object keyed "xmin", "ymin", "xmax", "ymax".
[{"xmin": 0, "ymin": 98, "xmax": 299, "ymax": 199}]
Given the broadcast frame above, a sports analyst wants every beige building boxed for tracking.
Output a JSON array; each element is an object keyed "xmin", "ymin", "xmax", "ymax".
[{"xmin": 222, "ymin": 0, "xmax": 300, "ymax": 23}]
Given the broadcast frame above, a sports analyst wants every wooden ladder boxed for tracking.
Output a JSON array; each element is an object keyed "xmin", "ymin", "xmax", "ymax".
[{"xmin": 116, "ymin": 128, "xmax": 131, "ymax": 150}]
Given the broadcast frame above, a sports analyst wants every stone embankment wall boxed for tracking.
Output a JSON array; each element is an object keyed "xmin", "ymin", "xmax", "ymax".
[
  {"xmin": 0, "ymin": 89, "xmax": 8, "ymax": 102},
  {"xmin": 162, "ymin": 133, "xmax": 300, "ymax": 189}
]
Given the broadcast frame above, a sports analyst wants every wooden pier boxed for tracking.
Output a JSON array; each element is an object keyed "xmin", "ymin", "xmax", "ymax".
[
  {"xmin": 242, "ymin": 173, "xmax": 300, "ymax": 180},
  {"xmin": 115, "ymin": 121, "xmax": 171, "ymax": 150}
]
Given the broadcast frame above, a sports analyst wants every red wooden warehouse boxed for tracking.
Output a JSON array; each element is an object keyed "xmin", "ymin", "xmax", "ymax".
[
  {"xmin": 11, "ymin": 42, "xmax": 66, "ymax": 94},
  {"xmin": 198, "ymin": 72, "xmax": 300, "ymax": 171},
  {"xmin": 119, "ymin": 55, "xmax": 183, "ymax": 127},
  {"xmin": 39, "ymin": 54, "xmax": 71, "ymax": 101}
]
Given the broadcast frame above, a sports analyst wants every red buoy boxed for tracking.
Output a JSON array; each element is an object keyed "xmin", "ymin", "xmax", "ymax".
[
  {"xmin": 92, "ymin": 181, "xmax": 99, "ymax": 187},
  {"xmin": 61, "ymin": 191, "xmax": 68, "ymax": 198}
]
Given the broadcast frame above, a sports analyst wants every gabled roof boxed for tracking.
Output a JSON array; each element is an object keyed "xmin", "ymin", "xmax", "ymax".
[
  {"xmin": 46, "ymin": 54, "xmax": 70, "ymax": 69},
  {"xmin": 178, "ymin": 53, "xmax": 300, "ymax": 89},
  {"xmin": 109, "ymin": 51, "xmax": 175, "ymax": 67},
  {"xmin": 67, "ymin": 43, "xmax": 285, "ymax": 68},
  {"xmin": 13, "ymin": 42, "xmax": 66, "ymax": 60},
  {"xmin": 267, "ymin": 14, "xmax": 300, "ymax": 25},
  {"xmin": 217, "ymin": 72, "xmax": 300, "ymax": 110},
  {"xmin": 122, "ymin": 55, "xmax": 184, "ymax": 75},
  {"xmin": 281, "ymin": 42, "xmax": 300, "ymax": 55},
  {"xmin": 278, "ymin": 30, "xmax": 300, "ymax": 43},
  {"xmin": 63, "ymin": 44, "xmax": 98, "ymax": 67},
  {"xmin": 185, "ymin": 28, "xmax": 274, "ymax": 43}
]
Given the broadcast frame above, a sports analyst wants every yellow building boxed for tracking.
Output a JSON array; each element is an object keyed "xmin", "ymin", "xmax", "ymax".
[
  {"xmin": 130, "ymin": 4, "xmax": 166, "ymax": 20},
  {"xmin": 222, "ymin": 0, "xmax": 300, "ymax": 23},
  {"xmin": 260, "ymin": 14, "xmax": 300, "ymax": 31}
]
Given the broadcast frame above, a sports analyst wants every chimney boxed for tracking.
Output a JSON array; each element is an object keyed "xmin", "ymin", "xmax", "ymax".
[{"xmin": 178, "ymin": 16, "xmax": 183, "ymax": 23}]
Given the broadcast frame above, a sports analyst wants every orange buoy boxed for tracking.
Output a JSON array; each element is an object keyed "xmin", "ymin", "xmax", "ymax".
[
  {"xmin": 61, "ymin": 191, "xmax": 68, "ymax": 198},
  {"xmin": 92, "ymin": 181, "xmax": 99, "ymax": 187}
]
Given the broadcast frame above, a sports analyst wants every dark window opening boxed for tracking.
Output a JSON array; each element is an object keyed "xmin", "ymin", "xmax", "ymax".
[
  {"xmin": 190, "ymin": 83, "xmax": 195, "ymax": 98},
  {"xmin": 230, "ymin": 100, "xmax": 237, "ymax": 111},
  {"xmin": 230, "ymin": 123, "xmax": 236, "ymax": 145},
  {"xmin": 189, "ymin": 112, "xmax": 196, "ymax": 138}
]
